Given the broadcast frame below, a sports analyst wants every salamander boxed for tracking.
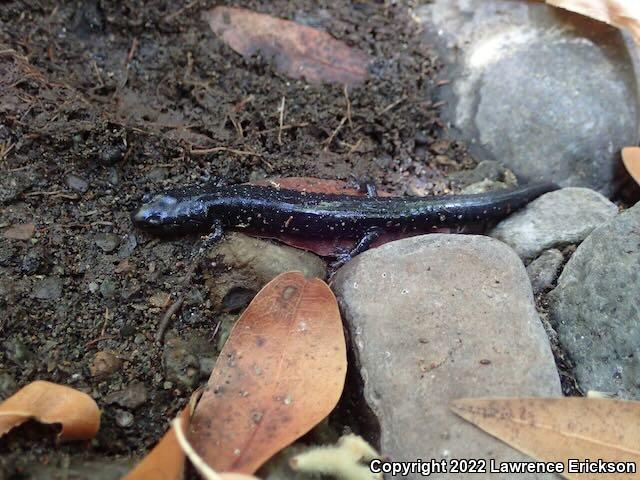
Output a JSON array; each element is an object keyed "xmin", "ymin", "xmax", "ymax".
[{"xmin": 133, "ymin": 180, "xmax": 557, "ymax": 264}]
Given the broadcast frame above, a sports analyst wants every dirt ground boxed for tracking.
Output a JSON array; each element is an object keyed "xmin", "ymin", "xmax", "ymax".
[{"xmin": 0, "ymin": 0, "xmax": 480, "ymax": 477}]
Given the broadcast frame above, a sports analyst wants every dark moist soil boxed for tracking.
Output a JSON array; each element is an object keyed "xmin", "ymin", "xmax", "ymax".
[{"xmin": 0, "ymin": 0, "xmax": 481, "ymax": 477}]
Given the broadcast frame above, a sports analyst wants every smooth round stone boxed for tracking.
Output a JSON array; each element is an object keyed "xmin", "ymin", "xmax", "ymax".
[
  {"xmin": 333, "ymin": 234, "xmax": 561, "ymax": 477},
  {"xmin": 415, "ymin": 0, "xmax": 639, "ymax": 196}
]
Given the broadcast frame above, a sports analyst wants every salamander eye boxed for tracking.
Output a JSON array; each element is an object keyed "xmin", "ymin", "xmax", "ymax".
[{"xmin": 142, "ymin": 193, "xmax": 153, "ymax": 203}]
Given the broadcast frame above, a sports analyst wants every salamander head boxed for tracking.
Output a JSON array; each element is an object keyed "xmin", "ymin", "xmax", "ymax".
[{"xmin": 133, "ymin": 193, "xmax": 210, "ymax": 235}]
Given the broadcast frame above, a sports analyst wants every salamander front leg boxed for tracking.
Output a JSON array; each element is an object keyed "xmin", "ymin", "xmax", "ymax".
[
  {"xmin": 193, "ymin": 218, "xmax": 224, "ymax": 258},
  {"xmin": 330, "ymin": 227, "xmax": 383, "ymax": 270}
]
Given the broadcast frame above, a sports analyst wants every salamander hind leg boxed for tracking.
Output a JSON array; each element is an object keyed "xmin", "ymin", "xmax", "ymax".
[{"xmin": 330, "ymin": 227, "xmax": 383, "ymax": 270}]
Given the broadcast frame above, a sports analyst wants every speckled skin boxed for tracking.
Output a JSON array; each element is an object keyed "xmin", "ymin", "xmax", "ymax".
[{"xmin": 133, "ymin": 182, "xmax": 558, "ymax": 239}]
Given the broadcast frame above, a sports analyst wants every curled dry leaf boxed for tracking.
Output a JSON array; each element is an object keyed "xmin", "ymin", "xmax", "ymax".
[
  {"xmin": 546, "ymin": 0, "xmax": 640, "ymax": 44},
  {"xmin": 0, "ymin": 381, "xmax": 100, "ymax": 442},
  {"xmin": 451, "ymin": 397, "xmax": 640, "ymax": 479},
  {"xmin": 203, "ymin": 7, "xmax": 370, "ymax": 86},
  {"xmin": 189, "ymin": 272, "xmax": 347, "ymax": 473},
  {"xmin": 622, "ymin": 146, "xmax": 640, "ymax": 186}
]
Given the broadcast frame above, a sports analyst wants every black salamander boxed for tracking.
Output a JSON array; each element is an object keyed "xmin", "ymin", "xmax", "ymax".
[{"xmin": 133, "ymin": 181, "xmax": 557, "ymax": 264}]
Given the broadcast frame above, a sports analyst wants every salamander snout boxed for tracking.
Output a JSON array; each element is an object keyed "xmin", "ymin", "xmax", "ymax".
[{"xmin": 133, "ymin": 194, "xmax": 179, "ymax": 232}]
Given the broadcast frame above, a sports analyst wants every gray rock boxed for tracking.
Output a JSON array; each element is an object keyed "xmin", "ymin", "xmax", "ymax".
[
  {"xmin": 450, "ymin": 160, "xmax": 510, "ymax": 186},
  {"xmin": 526, "ymin": 249, "xmax": 564, "ymax": 295},
  {"xmin": 115, "ymin": 409, "xmax": 134, "ymax": 428},
  {"xmin": 32, "ymin": 276, "xmax": 62, "ymax": 300},
  {"xmin": 490, "ymin": 188, "xmax": 617, "ymax": 261},
  {"xmin": 103, "ymin": 381, "xmax": 148, "ymax": 409},
  {"xmin": 0, "ymin": 372, "xmax": 17, "ymax": 399},
  {"xmin": 332, "ymin": 235, "xmax": 561, "ymax": 478},
  {"xmin": 205, "ymin": 232, "xmax": 326, "ymax": 307},
  {"xmin": 65, "ymin": 173, "xmax": 89, "ymax": 193},
  {"xmin": 162, "ymin": 334, "xmax": 200, "ymax": 389},
  {"xmin": 415, "ymin": 0, "xmax": 639, "ymax": 196},
  {"xmin": 117, "ymin": 233, "xmax": 137, "ymax": 259},
  {"xmin": 550, "ymin": 203, "xmax": 640, "ymax": 398},
  {"xmin": 95, "ymin": 233, "xmax": 120, "ymax": 253},
  {"xmin": 461, "ymin": 179, "xmax": 508, "ymax": 194}
]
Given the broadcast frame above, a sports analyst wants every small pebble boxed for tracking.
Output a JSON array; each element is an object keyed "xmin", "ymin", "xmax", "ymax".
[
  {"xmin": 89, "ymin": 351, "xmax": 122, "ymax": 378},
  {"xmin": 103, "ymin": 381, "xmax": 148, "ymax": 409},
  {"xmin": 33, "ymin": 276, "xmax": 63, "ymax": 300},
  {"xmin": 117, "ymin": 234, "xmax": 137, "ymax": 259},
  {"xmin": 115, "ymin": 409, "xmax": 134, "ymax": 428},
  {"xmin": 65, "ymin": 174, "xmax": 89, "ymax": 193},
  {"xmin": 100, "ymin": 279, "xmax": 117, "ymax": 299},
  {"xmin": 526, "ymin": 249, "xmax": 564, "ymax": 294},
  {"xmin": 95, "ymin": 233, "xmax": 120, "ymax": 253}
]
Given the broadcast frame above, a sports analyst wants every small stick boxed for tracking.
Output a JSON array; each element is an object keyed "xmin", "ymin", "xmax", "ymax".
[
  {"xmin": 277, "ymin": 96, "xmax": 286, "ymax": 145},
  {"xmin": 344, "ymin": 85, "xmax": 352, "ymax": 129},
  {"xmin": 155, "ymin": 254, "xmax": 201, "ymax": 342},
  {"xmin": 378, "ymin": 96, "xmax": 406, "ymax": 115},
  {"xmin": 126, "ymin": 38, "xmax": 139, "ymax": 64},
  {"xmin": 164, "ymin": 0, "xmax": 198, "ymax": 22},
  {"xmin": 348, "ymin": 138, "xmax": 363, "ymax": 155},
  {"xmin": 189, "ymin": 146, "xmax": 261, "ymax": 157},
  {"xmin": 156, "ymin": 298, "xmax": 185, "ymax": 342},
  {"xmin": 255, "ymin": 122, "xmax": 309, "ymax": 136},
  {"xmin": 323, "ymin": 117, "xmax": 347, "ymax": 151}
]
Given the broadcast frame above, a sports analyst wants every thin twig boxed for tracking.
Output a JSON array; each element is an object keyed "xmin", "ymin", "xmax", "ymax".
[
  {"xmin": 164, "ymin": 0, "xmax": 198, "ymax": 21},
  {"xmin": 378, "ymin": 96, "xmax": 406, "ymax": 115},
  {"xmin": 189, "ymin": 146, "xmax": 261, "ymax": 157},
  {"xmin": 344, "ymin": 85, "xmax": 352, "ymax": 129},
  {"xmin": 155, "ymin": 257, "xmax": 201, "ymax": 342},
  {"xmin": 255, "ymin": 122, "xmax": 309, "ymax": 136},
  {"xmin": 25, "ymin": 190, "xmax": 79, "ymax": 200},
  {"xmin": 277, "ymin": 95, "xmax": 286, "ymax": 146},
  {"xmin": 323, "ymin": 117, "xmax": 347, "ymax": 151},
  {"xmin": 156, "ymin": 298, "xmax": 185, "ymax": 342}
]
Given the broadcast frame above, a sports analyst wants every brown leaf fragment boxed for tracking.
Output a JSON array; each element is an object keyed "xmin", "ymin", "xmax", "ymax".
[
  {"xmin": 203, "ymin": 7, "xmax": 370, "ymax": 86},
  {"xmin": 189, "ymin": 272, "xmax": 347, "ymax": 473},
  {"xmin": 451, "ymin": 397, "xmax": 640, "ymax": 479},
  {"xmin": 122, "ymin": 406, "xmax": 190, "ymax": 480},
  {"xmin": 546, "ymin": 0, "xmax": 640, "ymax": 45},
  {"xmin": 622, "ymin": 146, "xmax": 640, "ymax": 186},
  {"xmin": 0, "ymin": 381, "xmax": 100, "ymax": 442},
  {"xmin": 2, "ymin": 223, "xmax": 35, "ymax": 240}
]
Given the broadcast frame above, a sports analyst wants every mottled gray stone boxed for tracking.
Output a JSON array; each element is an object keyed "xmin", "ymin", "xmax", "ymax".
[
  {"xmin": 550, "ymin": 203, "xmax": 640, "ymax": 398},
  {"xmin": 526, "ymin": 249, "xmax": 564, "ymax": 295},
  {"xmin": 95, "ymin": 232, "xmax": 120, "ymax": 253},
  {"xmin": 333, "ymin": 235, "xmax": 561, "ymax": 479},
  {"xmin": 416, "ymin": 0, "xmax": 639, "ymax": 196},
  {"xmin": 32, "ymin": 276, "xmax": 63, "ymax": 300},
  {"xmin": 490, "ymin": 188, "xmax": 617, "ymax": 261}
]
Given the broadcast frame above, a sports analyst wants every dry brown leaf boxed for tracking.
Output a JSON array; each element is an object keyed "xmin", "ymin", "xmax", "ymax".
[
  {"xmin": 451, "ymin": 397, "xmax": 640, "ymax": 479},
  {"xmin": 189, "ymin": 272, "xmax": 347, "ymax": 473},
  {"xmin": 1, "ymin": 223, "xmax": 35, "ymax": 240},
  {"xmin": 0, "ymin": 381, "xmax": 100, "ymax": 442},
  {"xmin": 622, "ymin": 146, "xmax": 640, "ymax": 186},
  {"xmin": 122, "ymin": 407, "xmax": 190, "ymax": 480},
  {"xmin": 122, "ymin": 390, "xmax": 261, "ymax": 480},
  {"xmin": 203, "ymin": 7, "xmax": 370, "ymax": 86},
  {"xmin": 546, "ymin": 0, "xmax": 640, "ymax": 44}
]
